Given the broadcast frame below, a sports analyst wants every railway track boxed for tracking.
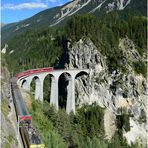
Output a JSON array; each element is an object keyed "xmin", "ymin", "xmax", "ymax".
[{"xmin": 10, "ymin": 77, "xmax": 45, "ymax": 148}]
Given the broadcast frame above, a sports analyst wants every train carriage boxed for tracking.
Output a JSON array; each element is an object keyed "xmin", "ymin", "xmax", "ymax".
[
  {"xmin": 16, "ymin": 67, "xmax": 53, "ymax": 79},
  {"xmin": 11, "ymin": 77, "xmax": 45, "ymax": 148}
]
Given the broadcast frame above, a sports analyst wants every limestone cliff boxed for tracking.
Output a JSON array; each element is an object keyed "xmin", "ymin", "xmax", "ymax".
[{"xmin": 63, "ymin": 37, "xmax": 147, "ymax": 145}]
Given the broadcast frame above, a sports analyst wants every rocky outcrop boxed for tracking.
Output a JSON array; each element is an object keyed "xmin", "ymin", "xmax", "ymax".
[
  {"xmin": 64, "ymin": 37, "xmax": 147, "ymax": 145},
  {"xmin": 104, "ymin": 109, "xmax": 116, "ymax": 139},
  {"xmin": 123, "ymin": 117, "xmax": 148, "ymax": 145}
]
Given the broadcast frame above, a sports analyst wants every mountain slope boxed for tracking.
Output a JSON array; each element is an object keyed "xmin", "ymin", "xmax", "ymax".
[{"xmin": 2, "ymin": 0, "xmax": 146, "ymax": 44}]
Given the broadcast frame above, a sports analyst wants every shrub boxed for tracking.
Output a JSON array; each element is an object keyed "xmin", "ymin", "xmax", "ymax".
[{"xmin": 133, "ymin": 60, "xmax": 147, "ymax": 77}]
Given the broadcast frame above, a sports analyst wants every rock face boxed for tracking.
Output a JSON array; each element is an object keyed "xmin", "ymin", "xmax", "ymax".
[
  {"xmin": 64, "ymin": 37, "xmax": 147, "ymax": 145},
  {"xmin": 1, "ymin": 59, "xmax": 22, "ymax": 148},
  {"xmin": 104, "ymin": 109, "xmax": 116, "ymax": 139}
]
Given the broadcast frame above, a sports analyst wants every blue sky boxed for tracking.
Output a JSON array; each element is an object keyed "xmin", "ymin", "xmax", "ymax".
[{"xmin": 1, "ymin": 0, "xmax": 70, "ymax": 24}]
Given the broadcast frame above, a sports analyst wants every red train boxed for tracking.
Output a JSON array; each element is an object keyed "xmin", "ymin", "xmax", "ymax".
[
  {"xmin": 16, "ymin": 67, "xmax": 53, "ymax": 79},
  {"xmin": 19, "ymin": 115, "xmax": 32, "ymax": 123},
  {"xmin": 11, "ymin": 78, "xmax": 45, "ymax": 148}
]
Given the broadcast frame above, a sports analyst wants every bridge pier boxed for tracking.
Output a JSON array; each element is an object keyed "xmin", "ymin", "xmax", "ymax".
[
  {"xmin": 66, "ymin": 76, "xmax": 75, "ymax": 113},
  {"xmin": 34, "ymin": 77, "xmax": 43, "ymax": 102},
  {"xmin": 25, "ymin": 76, "xmax": 34, "ymax": 91},
  {"xmin": 50, "ymin": 76, "xmax": 59, "ymax": 110},
  {"xmin": 39, "ymin": 81, "xmax": 43, "ymax": 102}
]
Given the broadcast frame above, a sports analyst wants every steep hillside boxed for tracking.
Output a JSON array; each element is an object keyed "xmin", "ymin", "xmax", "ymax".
[
  {"xmin": 65, "ymin": 37, "xmax": 147, "ymax": 145},
  {"xmin": 3, "ymin": 12, "xmax": 147, "ymax": 76},
  {"xmin": 1, "ymin": 56, "xmax": 23, "ymax": 148},
  {"xmin": 1, "ymin": 0, "xmax": 146, "ymax": 44},
  {"xmin": 3, "ymin": 27, "xmax": 65, "ymax": 74}
]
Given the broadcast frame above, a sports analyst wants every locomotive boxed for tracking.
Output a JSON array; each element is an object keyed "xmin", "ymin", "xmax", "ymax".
[{"xmin": 11, "ymin": 77, "xmax": 45, "ymax": 148}]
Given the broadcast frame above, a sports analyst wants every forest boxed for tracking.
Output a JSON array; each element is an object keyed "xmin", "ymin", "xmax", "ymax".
[
  {"xmin": 29, "ymin": 99, "xmax": 142, "ymax": 148},
  {"xmin": 4, "ymin": 11, "xmax": 147, "ymax": 77}
]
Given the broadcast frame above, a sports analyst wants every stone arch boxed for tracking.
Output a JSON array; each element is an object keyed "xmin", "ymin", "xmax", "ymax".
[
  {"xmin": 75, "ymin": 70, "xmax": 89, "ymax": 79},
  {"xmin": 75, "ymin": 70, "xmax": 89, "ymax": 88},
  {"xmin": 58, "ymin": 72, "xmax": 72, "ymax": 110},
  {"xmin": 30, "ymin": 76, "xmax": 42, "ymax": 100},
  {"xmin": 21, "ymin": 79, "xmax": 28, "ymax": 89},
  {"xmin": 43, "ymin": 73, "xmax": 55, "ymax": 103},
  {"xmin": 58, "ymin": 71, "xmax": 72, "ymax": 80},
  {"xmin": 74, "ymin": 70, "xmax": 89, "ymax": 106}
]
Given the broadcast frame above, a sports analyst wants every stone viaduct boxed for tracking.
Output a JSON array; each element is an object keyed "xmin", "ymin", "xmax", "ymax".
[{"xmin": 17, "ymin": 68, "xmax": 89, "ymax": 113}]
